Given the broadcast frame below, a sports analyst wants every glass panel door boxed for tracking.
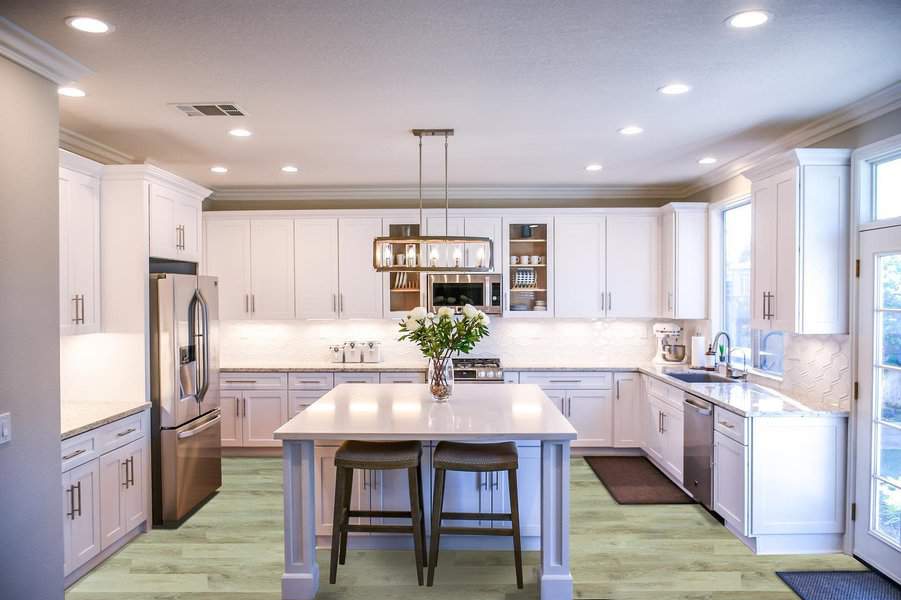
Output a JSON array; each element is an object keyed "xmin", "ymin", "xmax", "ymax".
[{"xmin": 384, "ymin": 222, "xmax": 423, "ymax": 316}]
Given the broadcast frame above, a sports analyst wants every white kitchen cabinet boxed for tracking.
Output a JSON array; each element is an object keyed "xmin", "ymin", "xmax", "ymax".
[
  {"xmin": 290, "ymin": 389, "xmax": 329, "ymax": 416},
  {"xmin": 238, "ymin": 390, "xmax": 289, "ymax": 447},
  {"xmin": 98, "ymin": 438, "xmax": 145, "ymax": 551},
  {"xmin": 661, "ymin": 404, "xmax": 684, "ymax": 483},
  {"xmin": 294, "ymin": 218, "xmax": 340, "ymax": 318},
  {"xmin": 645, "ymin": 381, "xmax": 683, "ymax": 484},
  {"xmin": 607, "ymin": 215, "xmax": 659, "ymax": 319},
  {"xmin": 250, "ymin": 219, "xmax": 296, "ymax": 319},
  {"xmin": 204, "ymin": 219, "xmax": 252, "ymax": 320},
  {"xmin": 382, "ymin": 217, "xmax": 425, "ymax": 318},
  {"xmin": 504, "ymin": 217, "xmax": 554, "ymax": 317},
  {"xmin": 149, "ymin": 183, "xmax": 202, "ymax": 262},
  {"xmin": 567, "ymin": 389, "xmax": 613, "ymax": 447},
  {"xmin": 59, "ymin": 159, "xmax": 101, "ymax": 335},
  {"xmin": 714, "ymin": 430, "xmax": 748, "ymax": 535},
  {"xmin": 464, "ymin": 217, "xmax": 503, "ymax": 270},
  {"xmin": 219, "ymin": 392, "xmax": 243, "ymax": 447},
  {"xmin": 613, "ymin": 372, "xmax": 641, "ymax": 448},
  {"xmin": 338, "ymin": 218, "xmax": 384, "ymax": 319},
  {"xmin": 659, "ymin": 203, "xmax": 706, "ymax": 319},
  {"xmin": 745, "ymin": 149, "xmax": 851, "ymax": 334},
  {"xmin": 62, "ymin": 458, "xmax": 101, "ymax": 576},
  {"xmin": 315, "ymin": 445, "xmax": 367, "ymax": 537},
  {"xmin": 644, "ymin": 395, "xmax": 665, "ymax": 463},
  {"xmin": 554, "ymin": 217, "xmax": 605, "ymax": 318}
]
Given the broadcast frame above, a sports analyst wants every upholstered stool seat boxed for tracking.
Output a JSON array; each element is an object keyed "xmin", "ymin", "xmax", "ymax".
[
  {"xmin": 335, "ymin": 440, "xmax": 422, "ymax": 470},
  {"xmin": 432, "ymin": 441, "xmax": 518, "ymax": 471}
]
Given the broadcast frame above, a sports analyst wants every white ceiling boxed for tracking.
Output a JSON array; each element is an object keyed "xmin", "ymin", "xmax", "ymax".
[{"xmin": 5, "ymin": 1, "xmax": 901, "ymax": 194}]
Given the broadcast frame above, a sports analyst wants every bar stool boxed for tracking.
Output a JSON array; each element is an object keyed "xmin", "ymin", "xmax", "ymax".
[
  {"xmin": 329, "ymin": 440, "xmax": 427, "ymax": 585},
  {"xmin": 427, "ymin": 441, "xmax": 523, "ymax": 588}
]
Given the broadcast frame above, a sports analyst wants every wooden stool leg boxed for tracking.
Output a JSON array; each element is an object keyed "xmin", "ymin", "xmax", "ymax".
[
  {"xmin": 508, "ymin": 468, "xmax": 523, "ymax": 589},
  {"xmin": 427, "ymin": 468, "xmax": 447, "ymax": 587},
  {"xmin": 329, "ymin": 466, "xmax": 347, "ymax": 584},
  {"xmin": 339, "ymin": 467, "xmax": 354, "ymax": 565},
  {"xmin": 416, "ymin": 464, "xmax": 427, "ymax": 567},
  {"xmin": 407, "ymin": 467, "xmax": 425, "ymax": 585}
]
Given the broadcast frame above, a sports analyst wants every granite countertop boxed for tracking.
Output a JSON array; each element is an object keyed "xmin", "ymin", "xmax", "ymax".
[{"xmin": 61, "ymin": 401, "xmax": 151, "ymax": 440}]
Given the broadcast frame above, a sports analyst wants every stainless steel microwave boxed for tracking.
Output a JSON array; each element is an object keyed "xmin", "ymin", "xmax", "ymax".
[{"xmin": 428, "ymin": 274, "xmax": 502, "ymax": 315}]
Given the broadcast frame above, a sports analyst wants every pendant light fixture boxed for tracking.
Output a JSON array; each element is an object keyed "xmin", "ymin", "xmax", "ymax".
[{"xmin": 372, "ymin": 129, "xmax": 493, "ymax": 272}]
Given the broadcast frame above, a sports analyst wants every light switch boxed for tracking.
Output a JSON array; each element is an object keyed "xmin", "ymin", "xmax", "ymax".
[{"xmin": 0, "ymin": 412, "xmax": 11, "ymax": 445}]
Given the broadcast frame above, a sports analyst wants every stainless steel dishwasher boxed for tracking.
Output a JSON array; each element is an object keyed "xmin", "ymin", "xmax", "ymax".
[{"xmin": 683, "ymin": 393, "xmax": 714, "ymax": 509}]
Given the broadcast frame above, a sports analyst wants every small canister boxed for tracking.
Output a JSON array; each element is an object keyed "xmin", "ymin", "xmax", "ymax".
[
  {"xmin": 343, "ymin": 341, "xmax": 363, "ymax": 363},
  {"xmin": 362, "ymin": 341, "xmax": 382, "ymax": 363},
  {"xmin": 329, "ymin": 345, "xmax": 344, "ymax": 363}
]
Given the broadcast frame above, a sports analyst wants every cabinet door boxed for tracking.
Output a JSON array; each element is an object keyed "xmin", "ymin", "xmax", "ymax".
[
  {"xmin": 59, "ymin": 168, "xmax": 101, "ymax": 334},
  {"xmin": 242, "ymin": 390, "xmax": 288, "ymax": 447},
  {"xmin": 673, "ymin": 209, "xmax": 707, "ymax": 319},
  {"xmin": 464, "ymin": 217, "xmax": 502, "ymax": 270},
  {"xmin": 204, "ymin": 219, "xmax": 252, "ymax": 320},
  {"xmin": 568, "ymin": 389, "xmax": 613, "ymax": 447},
  {"xmin": 751, "ymin": 176, "xmax": 779, "ymax": 329},
  {"xmin": 219, "ymin": 392, "xmax": 243, "ymax": 447},
  {"xmin": 491, "ymin": 444, "xmax": 541, "ymax": 536},
  {"xmin": 338, "ymin": 218, "xmax": 384, "ymax": 318},
  {"xmin": 437, "ymin": 469, "xmax": 491, "ymax": 528},
  {"xmin": 613, "ymin": 372, "xmax": 641, "ymax": 448},
  {"xmin": 772, "ymin": 173, "xmax": 797, "ymax": 332},
  {"xmin": 606, "ymin": 215, "xmax": 658, "ymax": 318},
  {"xmin": 174, "ymin": 195, "xmax": 201, "ymax": 261},
  {"xmin": 713, "ymin": 431, "xmax": 748, "ymax": 534},
  {"xmin": 122, "ymin": 442, "xmax": 147, "ymax": 532},
  {"xmin": 544, "ymin": 389, "xmax": 567, "ymax": 416},
  {"xmin": 98, "ymin": 448, "xmax": 127, "ymax": 550},
  {"xmin": 250, "ymin": 219, "xmax": 296, "ymax": 319},
  {"xmin": 645, "ymin": 397, "xmax": 665, "ymax": 462},
  {"xmin": 370, "ymin": 468, "xmax": 423, "ymax": 528},
  {"xmin": 149, "ymin": 184, "xmax": 177, "ymax": 260},
  {"xmin": 315, "ymin": 446, "xmax": 368, "ymax": 536},
  {"xmin": 295, "ymin": 218, "xmax": 340, "ymax": 319},
  {"xmin": 64, "ymin": 460, "xmax": 101, "ymax": 575},
  {"xmin": 554, "ymin": 217, "xmax": 604, "ymax": 318},
  {"xmin": 661, "ymin": 407, "xmax": 684, "ymax": 483},
  {"xmin": 660, "ymin": 211, "xmax": 675, "ymax": 318}
]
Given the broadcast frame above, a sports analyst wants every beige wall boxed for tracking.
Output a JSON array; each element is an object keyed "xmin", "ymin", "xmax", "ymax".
[{"xmin": 0, "ymin": 57, "xmax": 64, "ymax": 598}]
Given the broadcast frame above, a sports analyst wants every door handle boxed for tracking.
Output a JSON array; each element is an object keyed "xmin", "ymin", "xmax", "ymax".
[
  {"xmin": 608, "ymin": 292, "xmax": 612, "ymax": 312},
  {"xmin": 600, "ymin": 292, "xmax": 605, "ymax": 311},
  {"xmin": 245, "ymin": 294, "xmax": 249, "ymax": 313},
  {"xmin": 236, "ymin": 396, "xmax": 241, "ymax": 418},
  {"xmin": 616, "ymin": 380, "xmax": 620, "ymax": 400},
  {"xmin": 122, "ymin": 460, "xmax": 130, "ymax": 488},
  {"xmin": 251, "ymin": 294, "xmax": 255, "ymax": 313},
  {"xmin": 332, "ymin": 294, "xmax": 337, "ymax": 313},
  {"xmin": 66, "ymin": 486, "xmax": 75, "ymax": 520},
  {"xmin": 178, "ymin": 413, "xmax": 222, "ymax": 439},
  {"xmin": 62, "ymin": 448, "xmax": 86, "ymax": 461},
  {"xmin": 127, "ymin": 456, "xmax": 135, "ymax": 487},
  {"xmin": 74, "ymin": 482, "xmax": 82, "ymax": 518},
  {"xmin": 242, "ymin": 397, "xmax": 247, "ymax": 417},
  {"xmin": 339, "ymin": 294, "xmax": 344, "ymax": 314},
  {"xmin": 116, "ymin": 427, "xmax": 137, "ymax": 437},
  {"xmin": 718, "ymin": 420, "xmax": 736, "ymax": 429}
]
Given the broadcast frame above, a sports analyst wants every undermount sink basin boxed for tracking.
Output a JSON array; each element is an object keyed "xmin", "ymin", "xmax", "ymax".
[{"xmin": 666, "ymin": 371, "xmax": 738, "ymax": 384}]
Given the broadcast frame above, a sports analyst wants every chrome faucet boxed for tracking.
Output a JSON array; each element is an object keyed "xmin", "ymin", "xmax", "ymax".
[{"xmin": 711, "ymin": 331, "xmax": 747, "ymax": 380}]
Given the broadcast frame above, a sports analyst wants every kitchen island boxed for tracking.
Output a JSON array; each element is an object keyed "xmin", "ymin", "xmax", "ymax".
[{"xmin": 274, "ymin": 383, "xmax": 577, "ymax": 600}]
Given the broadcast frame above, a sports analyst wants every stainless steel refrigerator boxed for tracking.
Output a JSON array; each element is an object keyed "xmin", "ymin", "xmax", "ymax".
[{"xmin": 150, "ymin": 273, "xmax": 222, "ymax": 526}]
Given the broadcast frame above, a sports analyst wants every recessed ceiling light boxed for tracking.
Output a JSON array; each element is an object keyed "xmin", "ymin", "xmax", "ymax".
[
  {"xmin": 281, "ymin": 165, "xmax": 299, "ymax": 173},
  {"xmin": 58, "ymin": 86, "xmax": 86, "ymax": 97},
  {"xmin": 210, "ymin": 166, "xmax": 228, "ymax": 173},
  {"xmin": 65, "ymin": 17, "xmax": 112, "ymax": 34},
  {"xmin": 698, "ymin": 157, "xmax": 717, "ymax": 165},
  {"xmin": 618, "ymin": 125, "xmax": 644, "ymax": 136},
  {"xmin": 727, "ymin": 10, "xmax": 771, "ymax": 28},
  {"xmin": 585, "ymin": 164, "xmax": 603, "ymax": 172},
  {"xmin": 228, "ymin": 128, "xmax": 252, "ymax": 137},
  {"xmin": 658, "ymin": 83, "xmax": 691, "ymax": 95}
]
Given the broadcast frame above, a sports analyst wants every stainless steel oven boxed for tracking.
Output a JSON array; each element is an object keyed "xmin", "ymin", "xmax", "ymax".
[{"xmin": 428, "ymin": 273, "xmax": 501, "ymax": 315}]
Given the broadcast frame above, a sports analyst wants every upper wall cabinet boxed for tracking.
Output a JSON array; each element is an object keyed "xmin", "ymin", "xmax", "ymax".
[
  {"xmin": 660, "ymin": 203, "xmax": 707, "ymax": 320},
  {"xmin": 425, "ymin": 214, "xmax": 502, "ymax": 270},
  {"xmin": 337, "ymin": 218, "xmax": 384, "ymax": 319},
  {"xmin": 504, "ymin": 217, "xmax": 554, "ymax": 317},
  {"xmin": 745, "ymin": 149, "xmax": 851, "ymax": 334},
  {"xmin": 59, "ymin": 151, "xmax": 103, "ymax": 335},
  {"xmin": 203, "ymin": 218, "xmax": 295, "ymax": 320},
  {"xmin": 149, "ymin": 183, "xmax": 205, "ymax": 263}
]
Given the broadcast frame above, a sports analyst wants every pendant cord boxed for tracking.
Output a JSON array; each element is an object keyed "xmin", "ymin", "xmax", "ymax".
[
  {"xmin": 444, "ymin": 133, "xmax": 449, "ymax": 235},
  {"xmin": 418, "ymin": 135, "xmax": 423, "ymax": 232}
]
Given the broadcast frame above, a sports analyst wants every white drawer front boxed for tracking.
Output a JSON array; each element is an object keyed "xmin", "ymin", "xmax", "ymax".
[
  {"xmin": 647, "ymin": 376, "xmax": 668, "ymax": 399},
  {"xmin": 714, "ymin": 406, "xmax": 748, "ymax": 445},
  {"xmin": 666, "ymin": 386, "xmax": 685, "ymax": 412},
  {"xmin": 288, "ymin": 372, "xmax": 334, "ymax": 390},
  {"xmin": 61, "ymin": 431, "xmax": 99, "ymax": 472},
  {"xmin": 290, "ymin": 390, "xmax": 328, "ymax": 416},
  {"xmin": 334, "ymin": 372, "xmax": 380, "ymax": 385},
  {"xmin": 97, "ymin": 412, "xmax": 145, "ymax": 454},
  {"xmin": 220, "ymin": 372, "xmax": 288, "ymax": 390},
  {"xmin": 379, "ymin": 372, "xmax": 426, "ymax": 384},
  {"xmin": 503, "ymin": 371, "xmax": 520, "ymax": 384},
  {"xmin": 519, "ymin": 371, "xmax": 612, "ymax": 389}
]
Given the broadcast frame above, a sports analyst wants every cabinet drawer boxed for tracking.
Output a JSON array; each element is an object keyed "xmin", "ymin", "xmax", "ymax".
[
  {"xmin": 519, "ymin": 371, "xmax": 611, "ymax": 389},
  {"xmin": 503, "ymin": 371, "xmax": 520, "ymax": 384},
  {"xmin": 288, "ymin": 372, "xmax": 334, "ymax": 390},
  {"xmin": 334, "ymin": 372, "xmax": 380, "ymax": 385},
  {"xmin": 290, "ymin": 390, "xmax": 328, "ymax": 416},
  {"xmin": 61, "ymin": 431, "xmax": 99, "ymax": 472},
  {"xmin": 714, "ymin": 407, "xmax": 748, "ymax": 444},
  {"xmin": 97, "ymin": 412, "xmax": 145, "ymax": 454},
  {"xmin": 646, "ymin": 376, "xmax": 668, "ymax": 399},
  {"xmin": 666, "ymin": 386, "xmax": 685, "ymax": 411},
  {"xmin": 379, "ymin": 372, "xmax": 426, "ymax": 384},
  {"xmin": 221, "ymin": 372, "xmax": 287, "ymax": 390}
]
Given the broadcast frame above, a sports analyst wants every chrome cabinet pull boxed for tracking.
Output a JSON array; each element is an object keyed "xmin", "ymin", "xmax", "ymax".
[
  {"xmin": 242, "ymin": 397, "xmax": 247, "ymax": 417},
  {"xmin": 251, "ymin": 294, "xmax": 255, "ymax": 313},
  {"xmin": 74, "ymin": 482, "xmax": 82, "ymax": 518},
  {"xmin": 128, "ymin": 456, "xmax": 135, "ymax": 486},
  {"xmin": 600, "ymin": 292, "xmax": 605, "ymax": 311},
  {"xmin": 245, "ymin": 294, "xmax": 249, "ymax": 313},
  {"xmin": 72, "ymin": 295, "xmax": 79, "ymax": 324},
  {"xmin": 116, "ymin": 427, "xmax": 136, "ymax": 437},
  {"xmin": 235, "ymin": 396, "xmax": 240, "ymax": 418},
  {"xmin": 66, "ymin": 486, "xmax": 75, "ymax": 520},
  {"xmin": 332, "ymin": 294, "xmax": 337, "ymax": 313},
  {"xmin": 616, "ymin": 380, "xmax": 621, "ymax": 399},
  {"xmin": 62, "ymin": 448, "xmax": 86, "ymax": 461},
  {"xmin": 718, "ymin": 420, "xmax": 736, "ymax": 429},
  {"xmin": 122, "ymin": 460, "xmax": 130, "ymax": 488},
  {"xmin": 608, "ymin": 292, "xmax": 612, "ymax": 312},
  {"xmin": 549, "ymin": 379, "xmax": 581, "ymax": 384},
  {"xmin": 339, "ymin": 294, "xmax": 344, "ymax": 313},
  {"xmin": 768, "ymin": 292, "xmax": 775, "ymax": 320},
  {"xmin": 225, "ymin": 380, "xmax": 256, "ymax": 384}
]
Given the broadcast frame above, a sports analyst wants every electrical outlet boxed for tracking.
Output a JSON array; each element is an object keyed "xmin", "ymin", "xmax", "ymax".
[{"xmin": 0, "ymin": 412, "xmax": 11, "ymax": 445}]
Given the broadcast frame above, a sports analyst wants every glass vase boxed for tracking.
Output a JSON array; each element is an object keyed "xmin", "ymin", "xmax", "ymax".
[{"xmin": 427, "ymin": 359, "xmax": 454, "ymax": 402}]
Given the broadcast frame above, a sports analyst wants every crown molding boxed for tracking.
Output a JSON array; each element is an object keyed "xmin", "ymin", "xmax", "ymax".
[
  {"xmin": 104, "ymin": 164, "xmax": 212, "ymax": 199},
  {"xmin": 679, "ymin": 80, "xmax": 901, "ymax": 197},
  {"xmin": 0, "ymin": 17, "xmax": 91, "ymax": 85},
  {"xmin": 59, "ymin": 128, "xmax": 134, "ymax": 165},
  {"xmin": 209, "ymin": 183, "xmax": 686, "ymax": 203}
]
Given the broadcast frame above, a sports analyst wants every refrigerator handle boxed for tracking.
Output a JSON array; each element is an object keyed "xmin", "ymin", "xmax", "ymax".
[
  {"xmin": 197, "ymin": 290, "xmax": 211, "ymax": 402},
  {"xmin": 189, "ymin": 289, "xmax": 211, "ymax": 403}
]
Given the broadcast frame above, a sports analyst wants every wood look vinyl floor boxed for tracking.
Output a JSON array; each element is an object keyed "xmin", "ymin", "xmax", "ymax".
[{"xmin": 66, "ymin": 457, "xmax": 864, "ymax": 600}]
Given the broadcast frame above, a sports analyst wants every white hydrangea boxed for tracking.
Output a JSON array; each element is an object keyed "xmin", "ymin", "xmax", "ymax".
[{"xmin": 462, "ymin": 304, "xmax": 478, "ymax": 319}]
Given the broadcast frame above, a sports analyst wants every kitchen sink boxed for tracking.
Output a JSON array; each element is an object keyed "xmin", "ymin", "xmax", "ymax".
[{"xmin": 666, "ymin": 371, "xmax": 739, "ymax": 384}]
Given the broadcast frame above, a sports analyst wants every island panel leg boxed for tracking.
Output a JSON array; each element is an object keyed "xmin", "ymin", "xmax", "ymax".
[
  {"xmin": 540, "ymin": 439, "xmax": 573, "ymax": 600},
  {"xmin": 282, "ymin": 439, "xmax": 320, "ymax": 600}
]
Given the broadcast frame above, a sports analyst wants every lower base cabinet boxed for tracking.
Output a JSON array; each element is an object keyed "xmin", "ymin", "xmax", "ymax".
[
  {"xmin": 98, "ymin": 439, "xmax": 146, "ymax": 550},
  {"xmin": 644, "ymin": 388, "xmax": 684, "ymax": 484},
  {"xmin": 62, "ymin": 460, "xmax": 101, "ymax": 576},
  {"xmin": 220, "ymin": 389, "xmax": 289, "ymax": 447},
  {"xmin": 714, "ymin": 430, "xmax": 748, "ymax": 533}
]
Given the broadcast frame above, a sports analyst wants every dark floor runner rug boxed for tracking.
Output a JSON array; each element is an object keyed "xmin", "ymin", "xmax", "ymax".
[
  {"xmin": 583, "ymin": 456, "xmax": 694, "ymax": 504},
  {"xmin": 777, "ymin": 570, "xmax": 901, "ymax": 600}
]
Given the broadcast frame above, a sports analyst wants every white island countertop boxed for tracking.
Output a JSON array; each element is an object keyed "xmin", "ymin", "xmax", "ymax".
[{"xmin": 274, "ymin": 383, "xmax": 577, "ymax": 442}]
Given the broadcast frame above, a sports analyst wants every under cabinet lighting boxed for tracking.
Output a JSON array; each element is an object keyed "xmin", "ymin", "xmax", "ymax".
[{"xmin": 65, "ymin": 17, "xmax": 112, "ymax": 33}]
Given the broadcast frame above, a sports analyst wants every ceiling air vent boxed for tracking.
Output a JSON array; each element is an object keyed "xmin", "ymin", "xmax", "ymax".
[{"xmin": 172, "ymin": 102, "xmax": 246, "ymax": 117}]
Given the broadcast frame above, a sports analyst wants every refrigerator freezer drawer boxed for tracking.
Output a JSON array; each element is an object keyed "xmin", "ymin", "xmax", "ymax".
[{"xmin": 159, "ymin": 410, "xmax": 222, "ymax": 525}]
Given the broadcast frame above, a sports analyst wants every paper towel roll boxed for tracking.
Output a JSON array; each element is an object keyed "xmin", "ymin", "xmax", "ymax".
[{"xmin": 690, "ymin": 336, "xmax": 706, "ymax": 368}]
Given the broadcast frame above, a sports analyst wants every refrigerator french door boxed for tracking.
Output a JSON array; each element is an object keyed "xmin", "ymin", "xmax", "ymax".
[{"xmin": 150, "ymin": 273, "xmax": 222, "ymax": 526}]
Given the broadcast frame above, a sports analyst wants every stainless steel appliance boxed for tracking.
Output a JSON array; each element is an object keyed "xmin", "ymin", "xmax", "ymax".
[
  {"xmin": 428, "ymin": 274, "xmax": 502, "ymax": 315},
  {"xmin": 683, "ymin": 393, "xmax": 713, "ymax": 509},
  {"xmin": 452, "ymin": 357, "xmax": 504, "ymax": 383},
  {"xmin": 150, "ymin": 273, "xmax": 221, "ymax": 526}
]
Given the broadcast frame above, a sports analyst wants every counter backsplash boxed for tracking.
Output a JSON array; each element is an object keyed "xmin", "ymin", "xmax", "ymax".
[{"xmin": 219, "ymin": 319, "xmax": 657, "ymax": 368}]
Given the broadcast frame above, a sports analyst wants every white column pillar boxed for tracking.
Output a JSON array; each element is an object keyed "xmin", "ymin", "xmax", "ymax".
[
  {"xmin": 282, "ymin": 439, "xmax": 319, "ymax": 600},
  {"xmin": 540, "ymin": 439, "xmax": 572, "ymax": 600}
]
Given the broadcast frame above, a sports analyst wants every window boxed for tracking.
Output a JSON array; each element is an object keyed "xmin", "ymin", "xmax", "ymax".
[
  {"xmin": 875, "ymin": 154, "xmax": 901, "ymax": 221},
  {"xmin": 720, "ymin": 200, "xmax": 784, "ymax": 376}
]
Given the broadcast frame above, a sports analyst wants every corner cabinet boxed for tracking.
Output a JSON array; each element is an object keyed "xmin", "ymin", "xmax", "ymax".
[
  {"xmin": 59, "ymin": 151, "xmax": 103, "ymax": 335},
  {"xmin": 745, "ymin": 149, "xmax": 851, "ymax": 334},
  {"xmin": 659, "ymin": 203, "xmax": 707, "ymax": 319}
]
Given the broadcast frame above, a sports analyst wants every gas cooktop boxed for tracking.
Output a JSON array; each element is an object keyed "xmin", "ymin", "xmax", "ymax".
[{"xmin": 452, "ymin": 357, "xmax": 504, "ymax": 383}]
